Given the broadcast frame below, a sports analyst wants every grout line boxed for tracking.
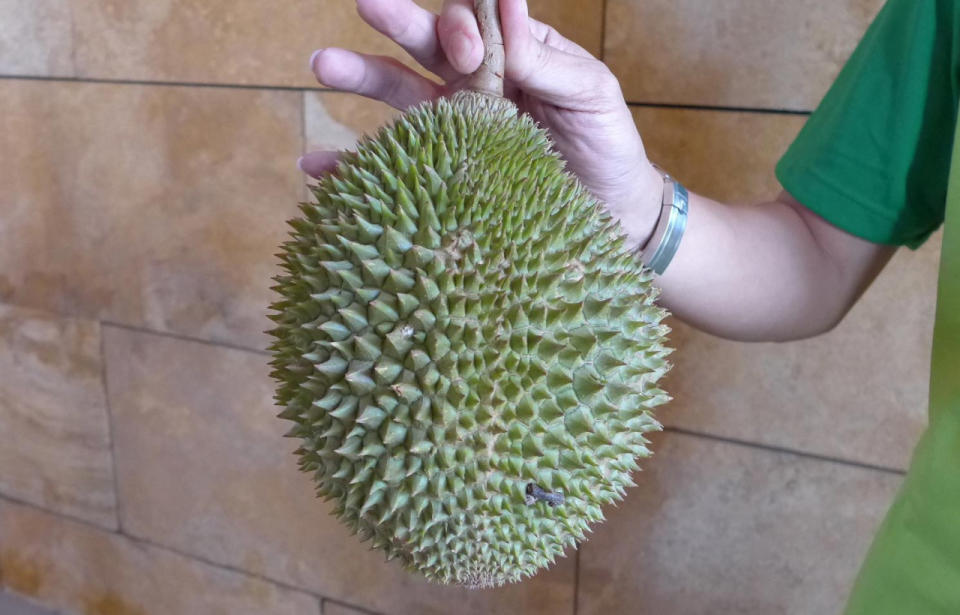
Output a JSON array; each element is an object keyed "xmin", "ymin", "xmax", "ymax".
[
  {"xmin": 0, "ymin": 495, "xmax": 384, "ymax": 615},
  {"xmin": 0, "ymin": 73, "xmax": 814, "ymax": 116},
  {"xmin": 97, "ymin": 326, "xmax": 125, "ymax": 534},
  {"xmin": 126, "ymin": 533, "xmax": 388, "ymax": 615},
  {"xmin": 323, "ymin": 597, "xmax": 386, "ymax": 615},
  {"xmin": 626, "ymin": 100, "xmax": 812, "ymax": 116},
  {"xmin": 0, "ymin": 73, "xmax": 335, "ymax": 93},
  {"xmin": 0, "ymin": 493, "xmax": 119, "ymax": 535},
  {"xmin": 664, "ymin": 427, "xmax": 907, "ymax": 476},
  {"xmin": 100, "ymin": 320, "xmax": 271, "ymax": 357}
]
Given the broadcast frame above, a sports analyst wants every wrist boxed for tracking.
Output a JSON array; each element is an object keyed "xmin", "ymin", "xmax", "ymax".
[{"xmin": 604, "ymin": 159, "xmax": 664, "ymax": 250}]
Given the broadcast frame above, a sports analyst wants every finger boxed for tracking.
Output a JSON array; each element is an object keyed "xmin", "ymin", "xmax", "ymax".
[
  {"xmin": 528, "ymin": 18, "xmax": 594, "ymax": 59},
  {"xmin": 499, "ymin": 0, "xmax": 620, "ymax": 110},
  {"xmin": 298, "ymin": 150, "xmax": 342, "ymax": 179},
  {"xmin": 437, "ymin": 0, "xmax": 485, "ymax": 74},
  {"xmin": 356, "ymin": 0, "xmax": 459, "ymax": 81},
  {"xmin": 313, "ymin": 48, "xmax": 442, "ymax": 110}
]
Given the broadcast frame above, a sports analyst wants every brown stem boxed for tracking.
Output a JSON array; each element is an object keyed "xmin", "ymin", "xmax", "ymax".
[{"xmin": 467, "ymin": 0, "xmax": 505, "ymax": 97}]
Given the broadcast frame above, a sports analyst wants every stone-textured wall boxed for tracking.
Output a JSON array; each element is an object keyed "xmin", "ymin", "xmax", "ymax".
[{"xmin": 0, "ymin": 1, "xmax": 936, "ymax": 613}]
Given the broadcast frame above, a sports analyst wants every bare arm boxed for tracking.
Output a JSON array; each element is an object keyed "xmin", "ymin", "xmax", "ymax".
[
  {"xmin": 301, "ymin": 0, "xmax": 896, "ymax": 342},
  {"xmin": 645, "ymin": 189, "xmax": 895, "ymax": 341}
]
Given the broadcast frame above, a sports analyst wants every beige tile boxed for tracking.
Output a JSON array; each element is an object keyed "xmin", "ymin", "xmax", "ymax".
[
  {"xmin": 0, "ymin": 0, "xmax": 73, "ymax": 76},
  {"xmin": 0, "ymin": 304, "xmax": 116, "ymax": 529},
  {"xmin": 322, "ymin": 601, "xmax": 370, "ymax": 615},
  {"xmin": 607, "ymin": 0, "xmax": 885, "ymax": 109},
  {"xmin": 304, "ymin": 91, "xmax": 401, "ymax": 153},
  {"xmin": 0, "ymin": 80, "xmax": 303, "ymax": 349},
  {"xmin": 0, "ymin": 500, "xmax": 321, "ymax": 615},
  {"xmin": 629, "ymin": 107, "xmax": 936, "ymax": 469},
  {"xmin": 72, "ymin": 0, "xmax": 439, "ymax": 86},
  {"xmin": 631, "ymin": 106, "xmax": 807, "ymax": 204},
  {"xmin": 73, "ymin": 0, "xmax": 600, "ymax": 87},
  {"xmin": 103, "ymin": 326, "xmax": 576, "ymax": 615},
  {"xmin": 665, "ymin": 235, "xmax": 938, "ymax": 470},
  {"xmin": 578, "ymin": 432, "xmax": 902, "ymax": 615}
]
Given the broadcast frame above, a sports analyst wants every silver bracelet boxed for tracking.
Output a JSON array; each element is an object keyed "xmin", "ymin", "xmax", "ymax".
[{"xmin": 639, "ymin": 167, "xmax": 688, "ymax": 275}]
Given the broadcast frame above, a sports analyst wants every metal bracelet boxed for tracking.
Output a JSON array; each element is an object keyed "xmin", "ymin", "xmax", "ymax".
[{"xmin": 639, "ymin": 170, "xmax": 689, "ymax": 275}]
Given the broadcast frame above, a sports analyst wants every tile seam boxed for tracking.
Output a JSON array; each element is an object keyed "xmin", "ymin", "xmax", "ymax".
[
  {"xmin": 0, "ymin": 495, "xmax": 383, "ymax": 615},
  {"xmin": 97, "ymin": 324, "xmax": 124, "ymax": 533},
  {"xmin": 665, "ymin": 427, "xmax": 908, "ymax": 475},
  {"xmin": 0, "ymin": 74, "xmax": 813, "ymax": 115},
  {"xmin": 0, "ymin": 73, "xmax": 334, "ymax": 93},
  {"xmin": 99, "ymin": 320, "xmax": 270, "ymax": 357}
]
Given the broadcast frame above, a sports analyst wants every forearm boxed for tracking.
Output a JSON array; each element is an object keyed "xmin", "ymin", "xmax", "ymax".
[{"xmin": 613, "ymin": 165, "xmax": 895, "ymax": 342}]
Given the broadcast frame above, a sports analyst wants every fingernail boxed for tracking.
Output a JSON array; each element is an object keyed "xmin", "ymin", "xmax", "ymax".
[
  {"xmin": 309, "ymin": 49, "xmax": 324, "ymax": 72},
  {"xmin": 297, "ymin": 156, "xmax": 306, "ymax": 172}
]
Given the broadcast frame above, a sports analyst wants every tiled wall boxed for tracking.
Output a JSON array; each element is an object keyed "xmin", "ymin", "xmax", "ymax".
[{"xmin": 0, "ymin": 1, "xmax": 940, "ymax": 614}]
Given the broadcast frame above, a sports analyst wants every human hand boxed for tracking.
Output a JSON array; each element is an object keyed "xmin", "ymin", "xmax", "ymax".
[{"xmin": 300, "ymin": 0, "xmax": 663, "ymax": 246}]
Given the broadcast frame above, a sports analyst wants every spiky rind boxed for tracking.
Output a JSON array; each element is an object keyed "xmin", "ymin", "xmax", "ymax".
[{"xmin": 269, "ymin": 90, "xmax": 671, "ymax": 588}]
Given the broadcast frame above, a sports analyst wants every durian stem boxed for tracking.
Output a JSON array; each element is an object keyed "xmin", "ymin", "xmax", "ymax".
[{"xmin": 468, "ymin": 0, "xmax": 505, "ymax": 97}]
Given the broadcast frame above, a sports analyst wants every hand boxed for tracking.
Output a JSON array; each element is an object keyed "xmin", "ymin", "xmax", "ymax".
[{"xmin": 300, "ymin": 0, "xmax": 664, "ymax": 246}]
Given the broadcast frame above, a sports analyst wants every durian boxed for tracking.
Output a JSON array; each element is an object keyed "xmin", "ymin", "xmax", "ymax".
[{"xmin": 269, "ymin": 0, "xmax": 671, "ymax": 589}]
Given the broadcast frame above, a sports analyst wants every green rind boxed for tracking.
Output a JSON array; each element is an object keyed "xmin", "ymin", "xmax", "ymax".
[{"xmin": 269, "ymin": 90, "xmax": 671, "ymax": 588}]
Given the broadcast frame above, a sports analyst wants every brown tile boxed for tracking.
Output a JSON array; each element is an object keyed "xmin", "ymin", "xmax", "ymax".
[
  {"xmin": 528, "ymin": 0, "xmax": 603, "ymax": 58},
  {"xmin": 72, "ymin": 0, "xmax": 601, "ymax": 87},
  {"xmin": 607, "ymin": 0, "xmax": 885, "ymax": 109},
  {"xmin": 578, "ymin": 432, "xmax": 902, "ymax": 615},
  {"xmin": 103, "ymin": 326, "xmax": 576, "ymax": 615},
  {"xmin": 0, "ymin": 80, "xmax": 303, "ymax": 349},
  {"xmin": 72, "ymin": 0, "xmax": 441, "ymax": 87},
  {"xmin": 0, "ymin": 500, "xmax": 321, "ymax": 615},
  {"xmin": 628, "ymin": 107, "xmax": 936, "ymax": 470},
  {"xmin": 631, "ymin": 106, "xmax": 807, "ymax": 204},
  {"xmin": 665, "ymin": 235, "xmax": 938, "ymax": 470},
  {"xmin": 0, "ymin": 0, "xmax": 73, "ymax": 76},
  {"xmin": 322, "ymin": 601, "xmax": 370, "ymax": 615},
  {"xmin": 0, "ymin": 304, "xmax": 116, "ymax": 529}
]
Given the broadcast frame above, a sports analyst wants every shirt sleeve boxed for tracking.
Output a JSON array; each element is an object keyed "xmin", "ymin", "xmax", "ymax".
[{"xmin": 776, "ymin": 0, "xmax": 960, "ymax": 248}]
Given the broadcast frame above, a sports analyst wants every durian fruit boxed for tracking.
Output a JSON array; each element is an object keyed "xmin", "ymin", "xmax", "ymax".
[{"xmin": 269, "ymin": 0, "xmax": 671, "ymax": 589}]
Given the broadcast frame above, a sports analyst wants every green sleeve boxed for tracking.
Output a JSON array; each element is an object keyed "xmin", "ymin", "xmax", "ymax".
[{"xmin": 775, "ymin": 0, "xmax": 960, "ymax": 248}]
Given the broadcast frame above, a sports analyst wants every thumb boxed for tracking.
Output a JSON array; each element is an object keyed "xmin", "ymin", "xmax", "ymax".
[{"xmin": 498, "ymin": 0, "xmax": 620, "ymax": 110}]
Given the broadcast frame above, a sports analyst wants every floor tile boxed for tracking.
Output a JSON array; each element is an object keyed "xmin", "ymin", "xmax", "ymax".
[
  {"xmin": 0, "ymin": 304, "xmax": 116, "ymax": 529},
  {"xmin": 322, "ymin": 601, "xmax": 371, "ymax": 615},
  {"xmin": 304, "ymin": 91, "xmax": 401, "ymax": 153},
  {"xmin": 578, "ymin": 432, "xmax": 902, "ymax": 615},
  {"xmin": 0, "ymin": 80, "xmax": 303, "ymax": 350},
  {"xmin": 0, "ymin": 591, "xmax": 59, "ymax": 615},
  {"xmin": 102, "ymin": 326, "xmax": 576, "ymax": 615},
  {"xmin": 0, "ymin": 500, "xmax": 320, "ymax": 615},
  {"xmin": 607, "ymin": 0, "xmax": 885, "ymax": 110},
  {"xmin": 664, "ymin": 235, "xmax": 938, "ymax": 470},
  {"xmin": 528, "ymin": 0, "xmax": 603, "ymax": 58},
  {"xmin": 631, "ymin": 106, "xmax": 807, "ymax": 204},
  {"xmin": 72, "ymin": 0, "xmax": 601, "ymax": 87},
  {"xmin": 0, "ymin": 0, "xmax": 73, "ymax": 77}
]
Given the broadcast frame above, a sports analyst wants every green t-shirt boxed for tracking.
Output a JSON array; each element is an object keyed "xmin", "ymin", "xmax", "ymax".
[{"xmin": 776, "ymin": 0, "xmax": 960, "ymax": 612}]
